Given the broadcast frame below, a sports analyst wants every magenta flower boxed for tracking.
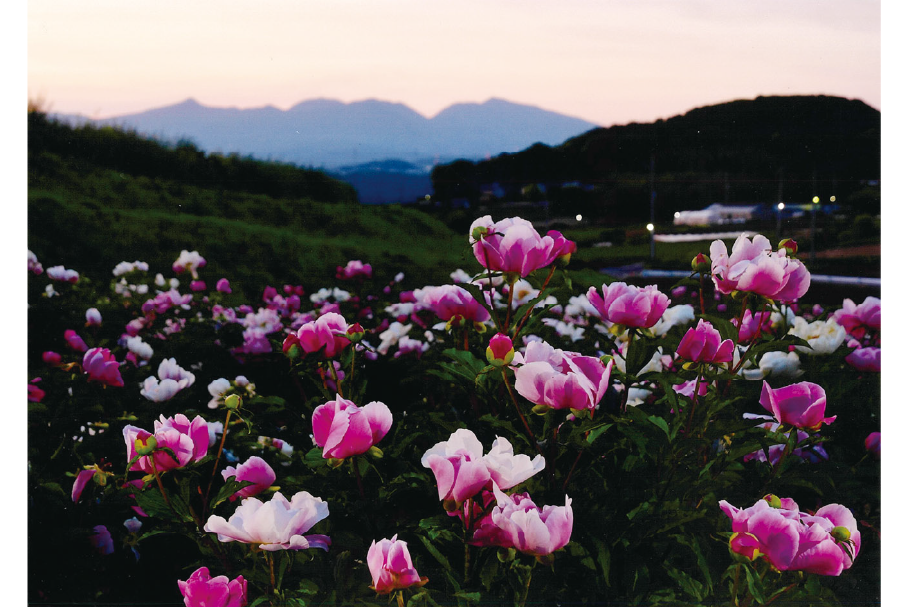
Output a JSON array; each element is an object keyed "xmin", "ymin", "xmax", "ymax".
[
  {"xmin": 469, "ymin": 216, "xmax": 558, "ymax": 277},
  {"xmin": 203, "ymin": 491, "xmax": 330, "ymax": 551},
  {"xmin": 719, "ymin": 498, "xmax": 801, "ymax": 571},
  {"xmin": 486, "ymin": 333, "xmax": 515, "ymax": 367},
  {"xmin": 71, "ymin": 469, "xmax": 95, "ymax": 502},
  {"xmin": 865, "ymin": 432, "xmax": 881, "ymax": 458},
  {"xmin": 294, "ymin": 312, "xmax": 351, "ymax": 358},
  {"xmin": 676, "ymin": 319, "xmax": 734, "ymax": 364},
  {"xmin": 845, "ymin": 347, "xmax": 881, "ymax": 372},
  {"xmin": 367, "ymin": 535, "xmax": 428, "ymax": 595},
  {"xmin": 417, "ymin": 284, "xmax": 490, "ymax": 324},
  {"xmin": 190, "ymin": 280, "xmax": 207, "ymax": 292},
  {"xmin": 83, "ymin": 348, "xmax": 124, "ymax": 387},
  {"xmin": 216, "ymin": 278, "xmax": 232, "ymax": 293},
  {"xmin": 547, "ymin": 230, "xmax": 577, "ymax": 264},
  {"xmin": 472, "ymin": 484, "xmax": 573, "ymax": 557},
  {"xmin": 123, "ymin": 414, "xmax": 211, "ymax": 474},
  {"xmin": 65, "ymin": 329, "xmax": 89, "ymax": 353},
  {"xmin": 733, "ymin": 309, "xmax": 773, "ymax": 342},
  {"xmin": 336, "ymin": 259, "xmax": 373, "ymax": 280},
  {"xmin": 791, "ymin": 504, "xmax": 862, "ymax": 576},
  {"xmin": 421, "ymin": 429, "xmax": 492, "ymax": 505},
  {"xmin": 222, "ymin": 456, "xmax": 276, "ymax": 500},
  {"xmin": 178, "ymin": 566, "xmax": 247, "ymax": 607},
  {"xmin": 42, "ymin": 351, "xmax": 62, "ymax": 366},
  {"xmin": 709, "ymin": 234, "xmax": 810, "ymax": 301},
  {"xmin": 512, "ymin": 340, "xmax": 612, "ymax": 412},
  {"xmin": 586, "ymin": 282, "xmax": 670, "ymax": 329},
  {"xmin": 758, "ymin": 381, "xmax": 834, "ymax": 430},
  {"xmin": 28, "ymin": 378, "xmax": 45, "ymax": 403},
  {"xmin": 832, "ymin": 296, "xmax": 880, "ymax": 339},
  {"xmin": 311, "ymin": 395, "xmax": 393, "ymax": 459},
  {"xmin": 90, "ymin": 525, "xmax": 114, "ymax": 555}
]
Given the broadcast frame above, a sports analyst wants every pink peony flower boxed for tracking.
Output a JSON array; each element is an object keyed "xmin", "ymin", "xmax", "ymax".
[
  {"xmin": 216, "ymin": 278, "xmax": 232, "ymax": 293},
  {"xmin": 421, "ymin": 429, "xmax": 492, "ymax": 505},
  {"xmin": 83, "ymin": 348, "xmax": 124, "ymax": 387},
  {"xmin": 311, "ymin": 395, "xmax": 393, "ymax": 459},
  {"xmin": 336, "ymin": 259, "xmax": 373, "ymax": 280},
  {"xmin": 123, "ymin": 414, "xmax": 211, "ymax": 474},
  {"xmin": 172, "ymin": 250, "xmax": 207, "ymax": 279},
  {"xmin": 47, "ymin": 265, "xmax": 80, "ymax": 283},
  {"xmin": 294, "ymin": 312, "xmax": 351, "ymax": 358},
  {"xmin": 65, "ymin": 329, "xmax": 89, "ymax": 353},
  {"xmin": 845, "ymin": 347, "xmax": 881, "ymax": 372},
  {"xmin": 203, "ymin": 491, "xmax": 330, "ymax": 551},
  {"xmin": 221, "ymin": 456, "xmax": 276, "ymax": 500},
  {"xmin": 733, "ymin": 309, "xmax": 773, "ymax": 342},
  {"xmin": 676, "ymin": 319, "xmax": 734, "ymax": 364},
  {"xmin": 482, "ymin": 436, "xmax": 545, "ymax": 490},
  {"xmin": 90, "ymin": 525, "xmax": 114, "ymax": 555},
  {"xmin": 42, "ymin": 351, "xmax": 62, "ymax": 366},
  {"xmin": 85, "ymin": 308, "xmax": 102, "ymax": 326},
  {"xmin": 586, "ymin": 282, "xmax": 670, "ymax": 329},
  {"xmin": 190, "ymin": 280, "xmax": 207, "ymax": 292},
  {"xmin": 28, "ymin": 378, "xmax": 45, "ymax": 402},
  {"xmin": 178, "ymin": 566, "xmax": 247, "ymax": 607},
  {"xmin": 367, "ymin": 535, "xmax": 428, "ymax": 595},
  {"xmin": 72, "ymin": 469, "xmax": 95, "ymax": 502},
  {"xmin": 471, "ymin": 484, "xmax": 573, "ymax": 556},
  {"xmin": 758, "ymin": 381, "xmax": 834, "ymax": 430},
  {"xmin": 417, "ymin": 284, "xmax": 490, "ymax": 324},
  {"xmin": 790, "ymin": 504, "xmax": 861, "ymax": 576},
  {"xmin": 547, "ymin": 230, "xmax": 577, "ymax": 264},
  {"xmin": 469, "ymin": 216, "xmax": 558, "ymax": 277},
  {"xmin": 28, "ymin": 250, "xmax": 43, "ymax": 275},
  {"xmin": 709, "ymin": 234, "xmax": 810, "ymax": 301},
  {"xmin": 719, "ymin": 497, "xmax": 801, "ymax": 571},
  {"xmin": 512, "ymin": 340, "xmax": 612, "ymax": 412},
  {"xmin": 864, "ymin": 432, "xmax": 881, "ymax": 458},
  {"xmin": 832, "ymin": 296, "xmax": 880, "ymax": 339}
]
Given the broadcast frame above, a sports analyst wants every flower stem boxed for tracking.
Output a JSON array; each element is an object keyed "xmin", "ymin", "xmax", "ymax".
[
  {"xmin": 203, "ymin": 408, "xmax": 232, "ymax": 510},
  {"xmin": 500, "ymin": 369, "xmax": 545, "ymax": 461},
  {"xmin": 328, "ymin": 361, "xmax": 344, "ymax": 398},
  {"xmin": 396, "ymin": 591, "xmax": 405, "ymax": 607},
  {"xmin": 149, "ymin": 458, "xmax": 177, "ymax": 516},
  {"xmin": 512, "ymin": 265, "xmax": 556, "ymax": 338},
  {"xmin": 504, "ymin": 276, "xmax": 517, "ymax": 331},
  {"xmin": 351, "ymin": 457, "xmax": 366, "ymax": 500}
]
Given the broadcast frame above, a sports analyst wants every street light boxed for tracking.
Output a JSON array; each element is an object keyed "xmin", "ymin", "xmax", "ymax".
[
  {"xmin": 776, "ymin": 202, "xmax": 785, "ymax": 240},
  {"xmin": 810, "ymin": 197, "xmax": 819, "ymax": 264},
  {"xmin": 647, "ymin": 223, "xmax": 655, "ymax": 259}
]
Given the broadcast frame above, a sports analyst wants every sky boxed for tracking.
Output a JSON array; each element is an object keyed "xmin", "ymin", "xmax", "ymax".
[{"xmin": 27, "ymin": 0, "xmax": 881, "ymax": 126}]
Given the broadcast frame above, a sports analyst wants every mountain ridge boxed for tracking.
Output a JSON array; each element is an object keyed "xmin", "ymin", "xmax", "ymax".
[{"xmin": 53, "ymin": 97, "xmax": 600, "ymax": 169}]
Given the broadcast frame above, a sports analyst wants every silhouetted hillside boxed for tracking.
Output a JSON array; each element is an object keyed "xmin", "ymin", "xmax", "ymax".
[{"xmin": 431, "ymin": 95, "xmax": 880, "ymax": 225}]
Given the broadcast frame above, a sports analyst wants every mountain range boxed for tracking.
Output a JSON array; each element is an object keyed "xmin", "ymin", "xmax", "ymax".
[{"xmin": 53, "ymin": 98, "xmax": 599, "ymax": 170}]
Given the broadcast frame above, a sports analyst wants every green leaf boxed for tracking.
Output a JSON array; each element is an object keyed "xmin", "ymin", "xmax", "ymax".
[
  {"xmin": 210, "ymin": 476, "xmax": 256, "ymax": 510},
  {"xmin": 586, "ymin": 423, "xmax": 614, "ymax": 444},
  {"xmin": 417, "ymin": 534, "xmax": 452, "ymax": 572},
  {"xmin": 665, "ymin": 564, "xmax": 706, "ymax": 602},
  {"xmin": 743, "ymin": 564, "xmax": 766, "ymax": 604},
  {"xmin": 647, "ymin": 415, "xmax": 670, "ymax": 439},
  {"xmin": 625, "ymin": 336, "xmax": 659, "ymax": 377}
]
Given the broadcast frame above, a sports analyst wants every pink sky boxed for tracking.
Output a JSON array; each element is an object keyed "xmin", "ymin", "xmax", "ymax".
[{"xmin": 28, "ymin": 0, "xmax": 880, "ymax": 126}]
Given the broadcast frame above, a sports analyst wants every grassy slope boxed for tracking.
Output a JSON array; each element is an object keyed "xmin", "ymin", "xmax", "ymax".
[{"xmin": 28, "ymin": 149, "xmax": 474, "ymax": 296}]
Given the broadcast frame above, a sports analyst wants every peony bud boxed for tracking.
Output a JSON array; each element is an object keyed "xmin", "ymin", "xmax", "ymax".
[
  {"xmin": 762, "ymin": 494, "xmax": 782, "ymax": 509},
  {"xmin": 486, "ymin": 333, "xmax": 515, "ymax": 367},
  {"xmin": 830, "ymin": 526, "xmax": 851, "ymax": 542},
  {"xmin": 778, "ymin": 239, "xmax": 798, "ymax": 257},
  {"xmin": 282, "ymin": 334, "xmax": 302, "ymax": 360},
  {"xmin": 224, "ymin": 394, "xmax": 241, "ymax": 410},
  {"xmin": 691, "ymin": 253, "xmax": 711, "ymax": 274},
  {"xmin": 346, "ymin": 323, "xmax": 366, "ymax": 343},
  {"xmin": 471, "ymin": 226, "xmax": 489, "ymax": 242}
]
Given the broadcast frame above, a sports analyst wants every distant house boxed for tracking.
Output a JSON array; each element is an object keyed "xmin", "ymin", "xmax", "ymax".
[{"xmin": 673, "ymin": 203, "xmax": 761, "ymax": 227}]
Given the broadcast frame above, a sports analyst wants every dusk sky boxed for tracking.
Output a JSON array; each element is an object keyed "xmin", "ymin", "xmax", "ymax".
[{"xmin": 28, "ymin": 0, "xmax": 881, "ymax": 126}]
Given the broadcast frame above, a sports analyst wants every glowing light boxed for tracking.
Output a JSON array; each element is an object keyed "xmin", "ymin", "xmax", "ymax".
[
  {"xmin": 674, "ymin": 211, "xmax": 681, "ymax": 218},
  {"xmin": 830, "ymin": 196, "xmax": 836, "ymax": 203},
  {"xmin": 812, "ymin": 196, "xmax": 820, "ymax": 204},
  {"xmin": 777, "ymin": 202, "xmax": 785, "ymax": 211},
  {"xmin": 576, "ymin": 214, "xmax": 583, "ymax": 221},
  {"xmin": 646, "ymin": 223, "xmax": 654, "ymax": 232}
]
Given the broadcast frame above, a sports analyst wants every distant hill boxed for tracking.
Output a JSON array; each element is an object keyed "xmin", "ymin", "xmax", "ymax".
[
  {"xmin": 54, "ymin": 97, "xmax": 599, "ymax": 169},
  {"xmin": 430, "ymin": 95, "xmax": 881, "ymax": 225}
]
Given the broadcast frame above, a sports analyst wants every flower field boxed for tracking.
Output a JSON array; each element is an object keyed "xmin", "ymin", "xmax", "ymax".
[{"xmin": 26, "ymin": 217, "xmax": 880, "ymax": 606}]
